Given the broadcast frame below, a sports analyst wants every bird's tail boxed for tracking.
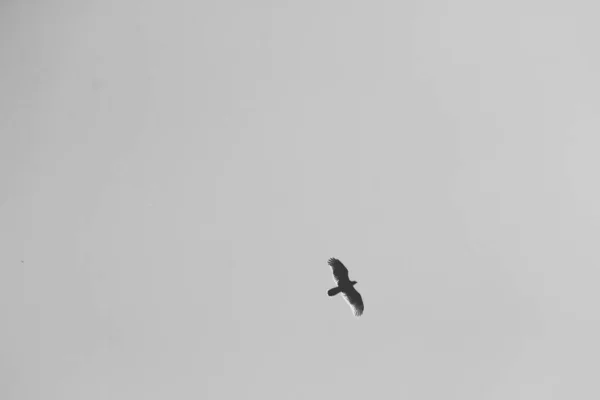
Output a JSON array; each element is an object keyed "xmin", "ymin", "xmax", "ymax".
[{"xmin": 327, "ymin": 287, "xmax": 342, "ymax": 296}]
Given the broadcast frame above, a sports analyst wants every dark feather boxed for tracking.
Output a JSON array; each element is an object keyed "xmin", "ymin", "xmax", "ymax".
[
  {"xmin": 342, "ymin": 287, "xmax": 364, "ymax": 317},
  {"xmin": 328, "ymin": 258, "xmax": 349, "ymax": 285}
]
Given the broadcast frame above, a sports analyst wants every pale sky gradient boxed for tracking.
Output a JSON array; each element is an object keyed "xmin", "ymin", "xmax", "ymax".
[{"xmin": 2, "ymin": 1, "xmax": 600, "ymax": 399}]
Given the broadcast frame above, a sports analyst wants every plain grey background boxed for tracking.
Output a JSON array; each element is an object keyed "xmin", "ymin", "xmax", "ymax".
[{"xmin": 2, "ymin": 1, "xmax": 600, "ymax": 399}]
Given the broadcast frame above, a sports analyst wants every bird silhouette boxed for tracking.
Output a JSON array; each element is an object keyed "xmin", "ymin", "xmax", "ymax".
[{"xmin": 327, "ymin": 258, "xmax": 364, "ymax": 317}]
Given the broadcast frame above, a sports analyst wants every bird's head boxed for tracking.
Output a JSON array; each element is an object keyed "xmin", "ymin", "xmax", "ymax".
[{"xmin": 351, "ymin": 280, "xmax": 358, "ymax": 286}]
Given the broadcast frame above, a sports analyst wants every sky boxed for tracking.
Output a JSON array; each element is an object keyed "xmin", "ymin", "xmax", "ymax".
[{"xmin": 2, "ymin": 1, "xmax": 600, "ymax": 399}]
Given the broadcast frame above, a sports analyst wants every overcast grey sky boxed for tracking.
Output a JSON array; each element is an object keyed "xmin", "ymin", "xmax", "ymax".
[{"xmin": 2, "ymin": 1, "xmax": 600, "ymax": 399}]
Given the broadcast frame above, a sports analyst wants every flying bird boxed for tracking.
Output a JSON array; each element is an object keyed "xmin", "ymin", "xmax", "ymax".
[{"xmin": 327, "ymin": 258, "xmax": 364, "ymax": 317}]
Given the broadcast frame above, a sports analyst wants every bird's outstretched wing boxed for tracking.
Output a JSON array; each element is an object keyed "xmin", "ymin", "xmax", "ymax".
[
  {"xmin": 328, "ymin": 258, "xmax": 349, "ymax": 284},
  {"xmin": 343, "ymin": 287, "xmax": 364, "ymax": 317}
]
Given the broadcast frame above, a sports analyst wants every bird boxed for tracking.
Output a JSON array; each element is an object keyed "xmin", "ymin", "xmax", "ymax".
[{"xmin": 327, "ymin": 258, "xmax": 364, "ymax": 317}]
